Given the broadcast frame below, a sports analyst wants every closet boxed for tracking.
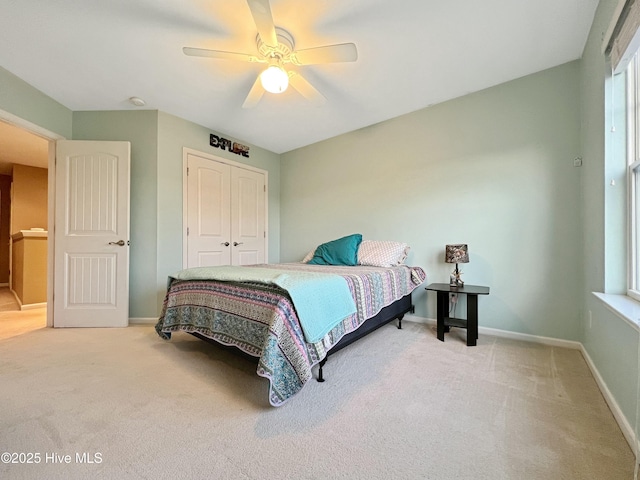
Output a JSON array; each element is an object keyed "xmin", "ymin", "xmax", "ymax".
[{"xmin": 184, "ymin": 149, "xmax": 267, "ymax": 267}]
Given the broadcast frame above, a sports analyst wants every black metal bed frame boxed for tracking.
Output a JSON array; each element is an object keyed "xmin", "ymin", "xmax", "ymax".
[{"xmin": 316, "ymin": 293, "xmax": 414, "ymax": 382}]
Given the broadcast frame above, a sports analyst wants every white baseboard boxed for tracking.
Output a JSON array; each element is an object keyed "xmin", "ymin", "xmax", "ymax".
[
  {"xmin": 129, "ymin": 317, "xmax": 157, "ymax": 325},
  {"xmin": 478, "ymin": 325, "xmax": 582, "ymax": 349},
  {"xmin": 9, "ymin": 288, "xmax": 20, "ymax": 308},
  {"xmin": 8, "ymin": 288, "xmax": 47, "ymax": 311},
  {"xmin": 404, "ymin": 314, "xmax": 636, "ymax": 452},
  {"xmin": 580, "ymin": 344, "xmax": 639, "ymax": 455},
  {"xmin": 20, "ymin": 302, "xmax": 46, "ymax": 311},
  {"xmin": 404, "ymin": 315, "xmax": 582, "ymax": 349}
]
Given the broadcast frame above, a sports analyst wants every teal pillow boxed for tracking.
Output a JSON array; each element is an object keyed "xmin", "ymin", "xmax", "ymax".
[{"xmin": 308, "ymin": 234, "xmax": 363, "ymax": 266}]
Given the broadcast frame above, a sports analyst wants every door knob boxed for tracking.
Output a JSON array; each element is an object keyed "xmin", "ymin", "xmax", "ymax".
[
  {"xmin": 233, "ymin": 242, "xmax": 244, "ymax": 246},
  {"xmin": 221, "ymin": 242, "xmax": 230, "ymax": 246},
  {"xmin": 108, "ymin": 240, "xmax": 126, "ymax": 246}
]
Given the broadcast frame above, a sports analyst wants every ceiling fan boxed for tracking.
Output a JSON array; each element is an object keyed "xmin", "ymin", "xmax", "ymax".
[{"xmin": 183, "ymin": 0, "xmax": 358, "ymax": 108}]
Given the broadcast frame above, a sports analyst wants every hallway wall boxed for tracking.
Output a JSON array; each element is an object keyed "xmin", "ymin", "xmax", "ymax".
[{"xmin": 0, "ymin": 175, "xmax": 11, "ymax": 284}]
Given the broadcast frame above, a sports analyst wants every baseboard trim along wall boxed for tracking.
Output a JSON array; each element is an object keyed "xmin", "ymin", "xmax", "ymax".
[
  {"xmin": 129, "ymin": 318, "xmax": 158, "ymax": 325},
  {"xmin": 20, "ymin": 302, "xmax": 46, "ymax": 311},
  {"xmin": 9, "ymin": 289, "xmax": 47, "ymax": 311},
  {"xmin": 579, "ymin": 344, "xmax": 639, "ymax": 454},
  {"xmin": 404, "ymin": 314, "xmax": 637, "ymax": 453},
  {"xmin": 404, "ymin": 315, "xmax": 581, "ymax": 349}
]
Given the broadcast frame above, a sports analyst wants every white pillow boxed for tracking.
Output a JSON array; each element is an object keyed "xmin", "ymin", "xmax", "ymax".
[
  {"xmin": 358, "ymin": 240, "xmax": 410, "ymax": 267},
  {"xmin": 302, "ymin": 248, "xmax": 316, "ymax": 263}
]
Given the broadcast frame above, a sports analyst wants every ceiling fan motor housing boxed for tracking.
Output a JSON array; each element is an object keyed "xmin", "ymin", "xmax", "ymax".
[{"xmin": 257, "ymin": 27, "xmax": 294, "ymax": 63}]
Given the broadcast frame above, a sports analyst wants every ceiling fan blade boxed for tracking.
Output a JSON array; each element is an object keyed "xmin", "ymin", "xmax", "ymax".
[
  {"xmin": 288, "ymin": 72, "xmax": 326, "ymax": 106},
  {"xmin": 290, "ymin": 43, "xmax": 358, "ymax": 66},
  {"xmin": 247, "ymin": 0, "xmax": 278, "ymax": 48},
  {"xmin": 183, "ymin": 47, "xmax": 261, "ymax": 63},
  {"xmin": 242, "ymin": 76, "xmax": 265, "ymax": 109}
]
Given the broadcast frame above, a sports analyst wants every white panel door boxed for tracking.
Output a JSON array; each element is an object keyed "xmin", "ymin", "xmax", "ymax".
[
  {"xmin": 231, "ymin": 167, "xmax": 265, "ymax": 265},
  {"xmin": 54, "ymin": 140, "xmax": 130, "ymax": 327},
  {"xmin": 186, "ymin": 153, "xmax": 231, "ymax": 267}
]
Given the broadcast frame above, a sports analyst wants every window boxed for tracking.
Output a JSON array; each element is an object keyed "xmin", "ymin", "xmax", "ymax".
[
  {"xmin": 605, "ymin": 2, "xmax": 640, "ymax": 298},
  {"xmin": 628, "ymin": 53, "xmax": 640, "ymax": 301}
]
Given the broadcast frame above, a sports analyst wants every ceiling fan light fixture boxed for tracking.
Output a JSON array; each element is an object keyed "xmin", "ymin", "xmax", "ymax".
[{"xmin": 260, "ymin": 65, "xmax": 288, "ymax": 93}]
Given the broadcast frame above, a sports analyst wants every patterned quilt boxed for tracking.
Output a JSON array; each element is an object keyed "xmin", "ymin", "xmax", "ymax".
[{"xmin": 155, "ymin": 263, "xmax": 426, "ymax": 406}]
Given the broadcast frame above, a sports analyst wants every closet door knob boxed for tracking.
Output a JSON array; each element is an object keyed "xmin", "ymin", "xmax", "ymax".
[
  {"xmin": 233, "ymin": 242, "xmax": 244, "ymax": 246},
  {"xmin": 221, "ymin": 242, "xmax": 230, "ymax": 247}
]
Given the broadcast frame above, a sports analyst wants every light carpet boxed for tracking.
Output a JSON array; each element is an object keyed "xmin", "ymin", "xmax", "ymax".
[
  {"xmin": 0, "ymin": 287, "xmax": 46, "ymax": 341},
  {"xmin": 0, "ymin": 320, "xmax": 635, "ymax": 479}
]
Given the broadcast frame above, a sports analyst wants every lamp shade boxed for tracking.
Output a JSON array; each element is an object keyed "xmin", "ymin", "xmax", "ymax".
[
  {"xmin": 445, "ymin": 244, "xmax": 469, "ymax": 264},
  {"xmin": 260, "ymin": 66, "xmax": 289, "ymax": 94}
]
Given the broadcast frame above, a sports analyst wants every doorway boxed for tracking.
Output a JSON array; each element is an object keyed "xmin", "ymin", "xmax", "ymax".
[{"xmin": 0, "ymin": 111, "xmax": 62, "ymax": 335}]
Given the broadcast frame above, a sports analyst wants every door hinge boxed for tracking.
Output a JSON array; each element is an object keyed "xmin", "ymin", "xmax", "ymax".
[
  {"xmin": 187, "ymin": 227, "xmax": 189, "ymax": 236},
  {"xmin": 187, "ymin": 167, "xmax": 189, "ymax": 176},
  {"xmin": 263, "ymin": 185, "xmax": 266, "ymax": 192}
]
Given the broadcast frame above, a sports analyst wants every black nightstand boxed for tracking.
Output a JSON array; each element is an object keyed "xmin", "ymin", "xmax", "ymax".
[{"xmin": 425, "ymin": 283, "xmax": 490, "ymax": 346}]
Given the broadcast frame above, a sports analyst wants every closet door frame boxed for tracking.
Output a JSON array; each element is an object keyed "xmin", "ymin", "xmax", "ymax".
[{"xmin": 182, "ymin": 147, "xmax": 268, "ymax": 268}]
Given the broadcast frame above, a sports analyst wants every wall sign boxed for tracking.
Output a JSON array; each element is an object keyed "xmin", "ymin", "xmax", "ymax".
[{"xmin": 210, "ymin": 134, "xmax": 250, "ymax": 158}]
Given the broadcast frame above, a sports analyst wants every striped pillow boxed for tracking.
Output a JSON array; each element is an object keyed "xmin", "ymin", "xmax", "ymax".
[
  {"xmin": 302, "ymin": 249, "xmax": 316, "ymax": 263},
  {"xmin": 358, "ymin": 240, "xmax": 409, "ymax": 267}
]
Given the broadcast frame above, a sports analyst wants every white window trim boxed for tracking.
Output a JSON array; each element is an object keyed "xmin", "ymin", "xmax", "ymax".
[
  {"xmin": 594, "ymin": 292, "xmax": 640, "ymax": 332},
  {"xmin": 628, "ymin": 54, "xmax": 640, "ymax": 301}
]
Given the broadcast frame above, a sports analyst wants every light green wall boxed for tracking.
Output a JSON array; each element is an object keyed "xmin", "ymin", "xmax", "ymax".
[
  {"xmin": 72, "ymin": 110, "xmax": 159, "ymax": 318},
  {"xmin": 580, "ymin": 0, "xmax": 640, "ymax": 434},
  {"xmin": 156, "ymin": 111, "xmax": 281, "ymax": 312},
  {"xmin": 73, "ymin": 110, "xmax": 282, "ymax": 316},
  {"xmin": 0, "ymin": 66, "xmax": 72, "ymax": 138},
  {"xmin": 281, "ymin": 61, "xmax": 582, "ymax": 341}
]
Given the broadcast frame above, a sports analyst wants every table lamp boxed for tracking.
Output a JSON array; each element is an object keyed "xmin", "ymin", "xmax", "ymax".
[{"xmin": 445, "ymin": 244, "xmax": 469, "ymax": 287}]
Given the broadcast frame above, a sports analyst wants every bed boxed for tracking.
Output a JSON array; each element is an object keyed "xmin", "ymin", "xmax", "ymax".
[{"xmin": 155, "ymin": 238, "xmax": 426, "ymax": 406}]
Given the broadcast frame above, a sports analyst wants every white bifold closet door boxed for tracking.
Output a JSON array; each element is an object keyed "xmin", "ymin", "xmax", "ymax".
[{"xmin": 186, "ymin": 151, "xmax": 266, "ymax": 268}]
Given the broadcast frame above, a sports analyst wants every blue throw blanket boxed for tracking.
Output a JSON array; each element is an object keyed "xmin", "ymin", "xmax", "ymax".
[{"xmin": 172, "ymin": 266, "xmax": 357, "ymax": 343}]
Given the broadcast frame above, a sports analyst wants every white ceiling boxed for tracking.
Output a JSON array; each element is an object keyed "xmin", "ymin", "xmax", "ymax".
[{"xmin": 0, "ymin": 0, "xmax": 599, "ymax": 154}]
